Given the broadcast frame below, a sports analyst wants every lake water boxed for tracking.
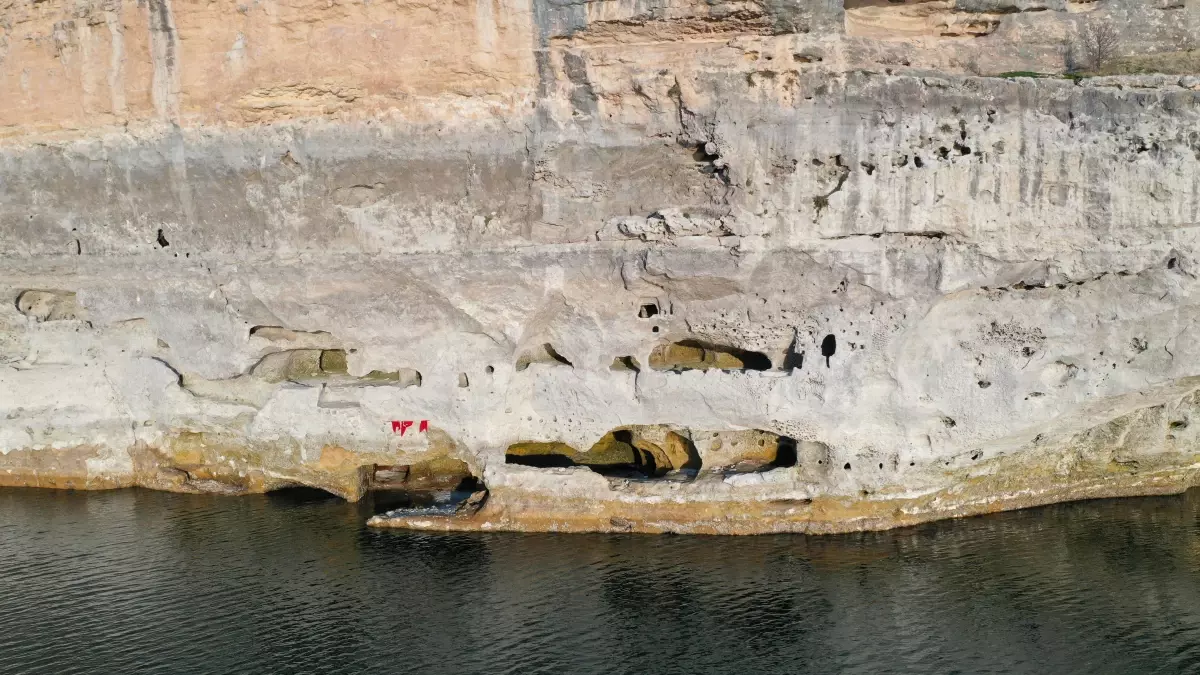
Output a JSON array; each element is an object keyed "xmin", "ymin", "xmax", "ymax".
[{"xmin": 2, "ymin": 487, "xmax": 1199, "ymax": 674}]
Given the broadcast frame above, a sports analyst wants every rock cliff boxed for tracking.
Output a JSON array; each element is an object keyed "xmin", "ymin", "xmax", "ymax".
[{"xmin": 4, "ymin": 0, "xmax": 1200, "ymax": 533}]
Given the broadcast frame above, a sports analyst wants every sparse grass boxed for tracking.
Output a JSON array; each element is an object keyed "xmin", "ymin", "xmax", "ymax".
[
  {"xmin": 1080, "ymin": 50, "xmax": 1200, "ymax": 77},
  {"xmin": 997, "ymin": 71, "xmax": 1049, "ymax": 79},
  {"xmin": 996, "ymin": 71, "xmax": 1081, "ymax": 81},
  {"xmin": 994, "ymin": 51, "xmax": 1200, "ymax": 81}
]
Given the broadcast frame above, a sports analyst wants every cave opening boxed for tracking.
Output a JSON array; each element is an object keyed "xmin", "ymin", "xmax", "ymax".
[
  {"xmin": 367, "ymin": 459, "xmax": 486, "ymax": 517},
  {"xmin": 506, "ymin": 428, "xmax": 703, "ymax": 480},
  {"xmin": 506, "ymin": 438, "xmax": 658, "ymax": 478},
  {"xmin": 821, "ymin": 334, "xmax": 837, "ymax": 367},
  {"xmin": 782, "ymin": 332, "xmax": 805, "ymax": 372},
  {"xmin": 515, "ymin": 343, "xmax": 575, "ymax": 371},
  {"xmin": 772, "ymin": 437, "xmax": 799, "ymax": 468},
  {"xmin": 716, "ymin": 431, "xmax": 801, "ymax": 474},
  {"xmin": 265, "ymin": 486, "xmax": 343, "ymax": 504},
  {"xmin": 610, "ymin": 356, "xmax": 642, "ymax": 372},
  {"xmin": 649, "ymin": 339, "xmax": 772, "ymax": 372}
]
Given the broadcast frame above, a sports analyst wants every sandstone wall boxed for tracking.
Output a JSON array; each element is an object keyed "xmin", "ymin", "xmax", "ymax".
[{"xmin": 3, "ymin": 0, "xmax": 1200, "ymax": 532}]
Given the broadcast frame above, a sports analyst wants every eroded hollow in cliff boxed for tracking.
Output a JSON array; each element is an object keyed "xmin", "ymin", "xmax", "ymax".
[
  {"xmin": 699, "ymin": 430, "xmax": 799, "ymax": 474},
  {"xmin": 266, "ymin": 486, "xmax": 344, "ymax": 504},
  {"xmin": 367, "ymin": 456, "xmax": 487, "ymax": 517},
  {"xmin": 821, "ymin": 334, "xmax": 837, "ymax": 367},
  {"xmin": 649, "ymin": 340, "xmax": 771, "ymax": 372},
  {"xmin": 844, "ymin": 0, "xmax": 1004, "ymax": 39},
  {"xmin": 506, "ymin": 427, "xmax": 702, "ymax": 480},
  {"xmin": 16, "ymin": 289, "xmax": 82, "ymax": 322},
  {"xmin": 369, "ymin": 456, "xmax": 475, "ymax": 491},
  {"xmin": 515, "ymin": 343, "xmax": 574, "ymax": 371},
  {"xmin": 610, "ymin": 356, "xmax": 641, "ymax": 372},
  {"xmin": 638, "ymin": 300, "xmax": 660, "ymax": 318},
  {"xmin": 250, "ymin": 349, "xmax": 350, "ymax": 382}
]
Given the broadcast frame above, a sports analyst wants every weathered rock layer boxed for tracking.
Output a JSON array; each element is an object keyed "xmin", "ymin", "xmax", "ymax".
[{"xmin": 4, "ymin": 0, "xmax": 1200, "ymax": 533}]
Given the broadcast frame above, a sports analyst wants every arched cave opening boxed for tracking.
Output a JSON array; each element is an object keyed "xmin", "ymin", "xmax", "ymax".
[
  {"xmin": 515, "ymin": 343, "xmax": 575, "ymax": 371},
  {"xmin": 649, "ymin": 339, "xmax": 772, "ymax": 372},
  {"xmin": 506, "ymin": 428, "xmax": 703, "ymax": 480},
  {"xmin": 715, "ymin": 431, "xmax": 800, "ymax": 474},
  {"xmin": 265, "ymin": 486, "xmax": 343, "ymax": 504},
  {"xmin": 367, "ymin": 458, "xmax": 486, "ymax": 516},
  {"xmin": 772, "ymin": 437, "xmax": 799, "ymax": 468},
  {"xmin": 821, "ymin": 334, "xmax": 837, "ymax": 367}
]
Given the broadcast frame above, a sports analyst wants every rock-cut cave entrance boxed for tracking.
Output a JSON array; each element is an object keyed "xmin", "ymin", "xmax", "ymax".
[
  {"xmin": 649, "ymin": 340, "xmax": 772, "ymax": 372},
  {"xmin": 506, "ymin": 427, "xmax": 703, "ymax": 480},
  {"xmin": 365, "ymin": 456, "xmax": 485, "ymax": 516}
]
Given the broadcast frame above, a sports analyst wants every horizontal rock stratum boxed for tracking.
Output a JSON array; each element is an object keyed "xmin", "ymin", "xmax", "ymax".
[{"xmin": 4, "ymin": 0, "xmax": 1200, "ymax": 533}]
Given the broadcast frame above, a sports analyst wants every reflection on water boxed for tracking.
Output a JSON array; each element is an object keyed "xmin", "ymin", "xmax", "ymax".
[{"xmin": 2, "ymin": 487, "xmax": 1200, "ymax": 674}]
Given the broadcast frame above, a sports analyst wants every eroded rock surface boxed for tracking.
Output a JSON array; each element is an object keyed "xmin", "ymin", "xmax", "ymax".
[{"xmin": 4, "ymin": 0, "xmax": 1200, "ymax": 532}]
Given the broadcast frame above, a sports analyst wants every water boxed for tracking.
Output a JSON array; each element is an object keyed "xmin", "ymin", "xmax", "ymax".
[{"xmin": 1, "ymin": 487, "xmax": 1199, "ymax": 675}]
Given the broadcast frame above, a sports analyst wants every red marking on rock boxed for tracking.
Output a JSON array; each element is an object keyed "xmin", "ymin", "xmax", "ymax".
[
  {"xmin": 399, "ymin": 420, "xmax": 414, "ymax": 436},
  {"xmin": 419, "ymin": 420, "xmax": 429, "ymax": 432},
  {"xmin": 391, "ymin": 421, "xmax": 402, "ymax": 433}
]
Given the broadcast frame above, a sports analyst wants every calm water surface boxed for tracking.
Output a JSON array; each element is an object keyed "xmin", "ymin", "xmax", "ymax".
[{"xmin": 2, "ymin": 487, "xmax": 1199, "ymax": 674}]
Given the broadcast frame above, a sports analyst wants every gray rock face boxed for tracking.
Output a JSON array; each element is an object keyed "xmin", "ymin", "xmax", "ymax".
[{"xmin": 2, "ymin": 0, "xmax": 1200, "ymax": 531}]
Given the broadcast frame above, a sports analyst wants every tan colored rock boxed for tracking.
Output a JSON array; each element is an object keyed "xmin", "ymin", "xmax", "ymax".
[{"xmin": 4, "ymin": 0, "xmax": 1200, "ymax": 535}]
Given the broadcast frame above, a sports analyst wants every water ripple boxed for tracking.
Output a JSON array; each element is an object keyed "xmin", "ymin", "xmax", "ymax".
[{"xmin": 2, "ymin": 488, "xmax": 1200, "ymax": 674}]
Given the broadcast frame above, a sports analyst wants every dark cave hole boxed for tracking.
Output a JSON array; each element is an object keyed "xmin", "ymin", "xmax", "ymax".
[
  {"xmin": 681, "ymin": 339, "xmax": 772, "ymax": 371},
  {"xmin": 368, "ymin": 475, "xmax": 487, "ymax": 516},
  {"xmin": 505, "ymin": 438, "xmax": 659, "ymax": 479},
  {"xmin": 843, "ymin": 462, "xmax": 851, "ymax": 471},
  {"xmin": 1169, "ymin": 257, "xmax": 1178, "ymax": 269},
  {"xmin": 611, "ymin": 355, "xmax": 642, "ymax": 372},
  {"xmin": 454, "ymin": 476, "xmax": 485, "ymax": 493},
  {"xmin": 650, "ymin": 339, "xmax": 772, "ymax": 372},
  {"xmin": 782, "ymin": 333, "xmax": 805, "ymax": 372},
  {"xmin": 515, "ymin": 343, "xmax": 574, "ymax": 371},
  {"xmin": 772, "ymin": 437, "xmax": 799, "ymax": 468},
  {"xmin": 639, "ymin": 303, "xmax": 660, "ymax": 319},
  {"xmin": 821, "ymin": 334, "xmax": 837, "ymax": 367},
  {"xmin": 505, "ymin": 428, "xmax": 708, "ymax": 480},
  {"xmin": 265, "ymin": 486, "xmax": 341, "ymax": 504},
  {"xmin": 156, "ymin": 229, "xmax": 170, "ymax": 247},
  {"xmin": 692, "ymin": 144, "xmax": 720, "ymax": 163},
  {"xmin": 543, "ymin": 343, "xmax": 573, "ymax": 367},
  {"xmin": 504, "ymin": 453, "xmax": 578, "ymax": 469}
]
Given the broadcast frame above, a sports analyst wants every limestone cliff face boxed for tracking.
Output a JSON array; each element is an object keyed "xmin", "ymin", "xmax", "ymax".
[{"xmin": 4, "ymin": 0, "xmax": 1200, "ymax": 533}]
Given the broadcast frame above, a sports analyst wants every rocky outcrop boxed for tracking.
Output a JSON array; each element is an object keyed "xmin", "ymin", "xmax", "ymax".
[{"xmin": 4, "ymin": 0, "xmax": 1200, "ymax": 533}]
